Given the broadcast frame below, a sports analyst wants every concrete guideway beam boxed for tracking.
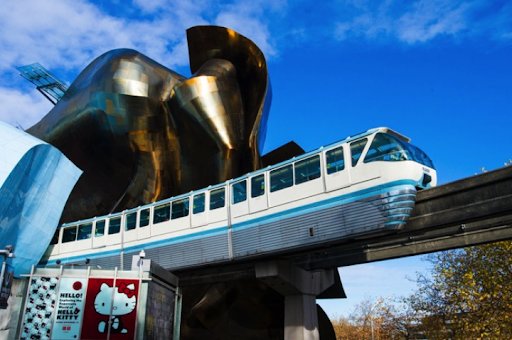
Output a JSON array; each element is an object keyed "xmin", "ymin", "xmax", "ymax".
[
  {"xmin": 255, "ymin": 260, "xmax": 335, "ymax": 296},
  {"xmin": 292, "ymin": 166, "xmax": 512, "ymax": 270}
]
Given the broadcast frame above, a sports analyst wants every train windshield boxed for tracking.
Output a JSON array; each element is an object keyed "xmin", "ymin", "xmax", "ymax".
[{"xmin": 364, "ymin": 133, "xmax": 435, "ymax": 168}]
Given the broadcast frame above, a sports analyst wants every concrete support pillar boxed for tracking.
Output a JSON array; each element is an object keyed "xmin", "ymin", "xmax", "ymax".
[
  {"xmin": 284, "ymin": 294, "xmax": 319, "ymax": 340},
  {"xmin": 255, "ymin": 261, "xmax": 337, "ymax": 340}
]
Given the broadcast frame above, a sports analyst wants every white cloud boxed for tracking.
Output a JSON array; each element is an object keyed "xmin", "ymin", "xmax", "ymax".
[
  {"xmin": 0, "ymin": 0, "xmax": 209, "ymax": 79},
  {"xmin": 0, "ymin": 1, "xmax": 131, "ymax": 72},
  {"xmin": 334, "ymin": 0, "xmax": 512, "ymax": 44},
  {"xmin": 396, "ymin": 1, "xmax": 470, "ymax": 43},
  {"xmin": 0, "ymin": 0, "xmax": 281, "ymax": 127},
  {"xmin": 132, "ymin": 0, "xmax": 168, "ymax": 14},
  {"xmin": 0, "ymin": 0, "xmax": 281, "ymax": 82},
  {"xmin": 214, "ymin": 0, "xmax": 287, "ymax": 58},
  {"xmin": 215, "ymin": 13, "xmax": 275, "ymax": 57},
  {"xmin": 0, "ymin": 87, "xmax": 52, "ymax": 129}
]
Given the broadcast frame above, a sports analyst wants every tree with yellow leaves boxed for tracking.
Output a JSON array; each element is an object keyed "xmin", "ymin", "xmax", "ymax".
[
  {"xmin": 331, "ymin": 297, "xmax": 411, "ymax": 339},
  {"xmin": 407, "ymin": 241, "xmax": 512, "ymax": 339}
]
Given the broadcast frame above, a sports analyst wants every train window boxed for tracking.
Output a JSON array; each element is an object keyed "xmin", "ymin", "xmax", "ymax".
[
  {"xmin": 210, "ymin": 188, "xmax": 225, "ymax": 210},
  {"xmin": 295, "ymin": 155, "xmax": 321, "ymax": 184},
  {"xmin": 365, "ymin": 133, "xmax": 407, "ymax": 163},
  {"xmin": 326, "ymin": 147, "xmax": 345, "ymax": 174},
  {"xmin": 50, "ymin": 229, "xmax": 60, "ymax": 245},
  {"xmin": 95, "ymin": 220, "xmax": 105, "ymax": 237},
  {"xmin": 153, "ymin": 203, "xmax": 170, "ymax": 224},
  {"xmin": 232, "ymin": 180, "xmax": 247, "ymax": 204},
  {"xmin": 270, "ymin": 165, "xmax": 293, "ymax": 192},
  {"xmin": 172, "ymin": 198, "xmax": 189, "ymax": 219},
  {"xmin": 109, "ymin": 217, "xmax": 121, "ymax": 234},
  {"xmin": 125, "ymin": 212, "xmax": 137, "ymax": 231},
  {"xmin": 62, "ymin": 226, "xmax": 77, "ymax": 243},
  {"xmin": 350, "ymin": 139, "xmax": 368, "ymax": 166},
  {"xmin": 193, "ymin": 194, "xmax": 205, "ymax": 214},
  {"xmin": 408, "ymin": 144, "xmax": 435, "ymax": 168},
  {"xmin": 139, "ymin": 209, "xmax": 150, "ymax": 227},
  {"xmin": 363, "ymin": 133, "xmax": 435, "ymax": 168},
  {"xmin": 251, "ymin": 175, "xmax": 265, "ymax": 198},
  {"xmin": 77, "ymin": 223, "xmax": 92, "ymax": 240}
]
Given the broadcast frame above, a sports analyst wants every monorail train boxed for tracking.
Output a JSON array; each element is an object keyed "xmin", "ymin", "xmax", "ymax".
[{"xmin": 41, "ymin": 127, "xmax": 437, "ymax": 270}]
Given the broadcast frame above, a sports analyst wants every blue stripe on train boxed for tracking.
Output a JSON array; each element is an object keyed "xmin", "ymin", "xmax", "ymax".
[{"xmin": 41, "ymin": 179, "xmax": 417, "ymax": 266}]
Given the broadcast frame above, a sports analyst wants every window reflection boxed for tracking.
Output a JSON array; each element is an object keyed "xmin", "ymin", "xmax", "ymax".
[
  {"xmin": 232, "ymin": 180, "xmax": 247, "ymax": 204},
  {"xmin": 210, "ymin": 188, "xmax": 225, "ymax": 210}
]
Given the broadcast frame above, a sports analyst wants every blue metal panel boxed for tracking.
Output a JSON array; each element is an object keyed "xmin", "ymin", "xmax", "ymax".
[{"xmin": 0, "ymin": 122, "xmax": 81, "ymax": 276}]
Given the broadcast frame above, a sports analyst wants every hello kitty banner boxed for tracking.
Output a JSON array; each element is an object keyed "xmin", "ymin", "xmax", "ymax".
[
  {"xmin": 20, "ymin": 276, "xmax": 59, "ymax": 339},
  {"xmin": 81, "ymin": 278, "xmax": 139, "ymax": 339},
  {"xmin": 20, "ymin": 274, "xmax": 140, "ymax": 339},
  {"xmin": 51, "ymin": 278, "xmax": 88, "ymax": 339}
]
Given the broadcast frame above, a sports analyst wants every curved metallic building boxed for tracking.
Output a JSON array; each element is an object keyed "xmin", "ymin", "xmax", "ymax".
[
  {"xmin": 28, "ymin": 26, "xmax": 271, "ymax": 223},
  {"xmin": 26, "ymin": 25, "xmax": 334, "ymax": 339}
]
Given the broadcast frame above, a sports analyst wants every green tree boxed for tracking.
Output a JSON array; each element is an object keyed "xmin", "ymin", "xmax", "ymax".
[{"xmin": 407, "ymin": 241, "xmax": 512, "ymax": 339}]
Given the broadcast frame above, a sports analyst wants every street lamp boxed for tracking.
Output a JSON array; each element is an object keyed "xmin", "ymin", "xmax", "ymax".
[{"xmin": 0, "ymin": 245, "xmax": 15, "ymax": 294}]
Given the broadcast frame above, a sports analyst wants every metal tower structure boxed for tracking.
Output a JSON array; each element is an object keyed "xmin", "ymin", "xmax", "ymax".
[{"xmin": 17, "ymin": 63, "xmax": 68, "ymax": 104}]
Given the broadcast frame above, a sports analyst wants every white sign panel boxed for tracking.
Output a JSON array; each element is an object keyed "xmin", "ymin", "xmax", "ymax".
[{"xmin": 51, "ymin": 278, "xmax": 87, "ymax": 339}]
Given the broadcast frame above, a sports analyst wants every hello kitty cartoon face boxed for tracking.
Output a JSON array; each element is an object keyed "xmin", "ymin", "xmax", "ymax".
[{"xmin": 94, "ymin": 283, "xmax": 137, "ymax": 316}]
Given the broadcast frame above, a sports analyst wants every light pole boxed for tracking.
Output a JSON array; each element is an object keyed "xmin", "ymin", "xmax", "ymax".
[
  {"xmin": 0, "ymin": 245, "xmax": 15, "ymax": 293},
  {"xmin": 368, "ymin": 300, "xmax": 378, "ymax": 340}
]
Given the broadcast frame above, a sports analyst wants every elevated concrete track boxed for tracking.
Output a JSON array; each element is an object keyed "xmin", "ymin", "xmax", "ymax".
[{"xmin": 293, "ymin": 165, "xmax": 512, "ymax": 269}]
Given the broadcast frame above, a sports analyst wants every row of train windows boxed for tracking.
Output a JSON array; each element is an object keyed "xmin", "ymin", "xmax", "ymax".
[
  {"xmin": 267, "ymin": 138, "xmax": 369, "ymax": 191},
  {"xmin": 53, "ymin": 141, "xmax": 369, "ymax": 244}
]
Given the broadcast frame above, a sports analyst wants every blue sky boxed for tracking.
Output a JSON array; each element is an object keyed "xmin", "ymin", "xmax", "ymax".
[{"xmin": 0, "ymin": 0, "xmax": 511, "ymax": 318}]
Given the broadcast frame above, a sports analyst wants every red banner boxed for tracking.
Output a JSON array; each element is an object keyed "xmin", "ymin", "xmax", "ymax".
[{"xmin": 81, "ymin": 278, "xmax": 139, "ymax": 339}]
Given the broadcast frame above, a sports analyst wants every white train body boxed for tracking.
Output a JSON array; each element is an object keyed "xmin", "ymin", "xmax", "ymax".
[{"xmin": 41, "ymin": 127, "xmax": 437, "ymax": 270}]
